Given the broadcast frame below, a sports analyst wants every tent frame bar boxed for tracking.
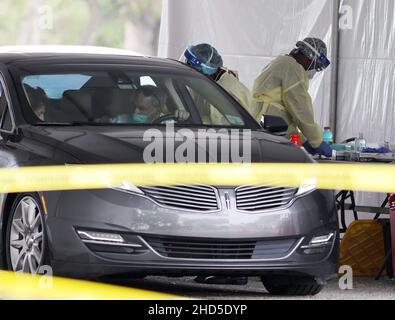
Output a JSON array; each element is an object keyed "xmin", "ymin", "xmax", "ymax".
[{"xmin": 329, "ymin": 0, "xmax": 341, "ymax": 140}]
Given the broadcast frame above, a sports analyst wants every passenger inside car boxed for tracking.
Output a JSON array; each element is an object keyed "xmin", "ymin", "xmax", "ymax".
[{"xmin": 23, "ymin": 84, "xmax": 47, "ymax": 121}]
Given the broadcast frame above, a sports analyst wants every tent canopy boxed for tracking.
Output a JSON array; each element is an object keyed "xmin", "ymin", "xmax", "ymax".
[{"xmin": 158, "ymin": 0, "xmax": 395, "ymax": 207}]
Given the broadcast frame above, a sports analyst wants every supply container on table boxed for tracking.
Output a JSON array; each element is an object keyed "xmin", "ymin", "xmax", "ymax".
[
  {"xmin": 355, "ymin": 132, "xmax": 366, "ymax": 151},
  {"xmin": 323, "ymin": 126, "xmax": 334, "ymax": 145}
]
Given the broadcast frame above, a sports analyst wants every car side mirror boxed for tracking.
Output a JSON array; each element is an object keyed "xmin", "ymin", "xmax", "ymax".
[
  {"xmin": 0, "ymin": 128, "xmax": 23, "ymax": 143},
  {"xmin": 260, "ymin": 115, "xmax": 288, "ymax": 134}
]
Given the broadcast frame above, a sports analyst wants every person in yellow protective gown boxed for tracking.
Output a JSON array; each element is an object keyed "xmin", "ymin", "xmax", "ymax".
[
  {"xmin": 214, "ymin": 67, "xmax": 251, "ymax": 112},
  {"xmin": 181, "ymin": 43, "xmax": 252, "ymax": 123},
  {"xmin": 251, "ymin": 37, "xmax": 332, "ymax": 157}
]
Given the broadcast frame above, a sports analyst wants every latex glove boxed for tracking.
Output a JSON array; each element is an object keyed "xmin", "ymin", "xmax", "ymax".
[
  {"xmin": 315, "ymin": 141, "xmax": 333, "ymax": 158},
  {"xmin": 302, "ymin": 141, "xmax": 316, "ymax": 155},
  {"xmin": 303, "ymin": 141, "xmax": 333, "ymax": 158}
]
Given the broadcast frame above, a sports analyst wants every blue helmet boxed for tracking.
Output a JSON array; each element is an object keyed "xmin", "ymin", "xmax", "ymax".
[{"xmin": 183, "ymin": 43, "xmax": 223, "ymax": 76}]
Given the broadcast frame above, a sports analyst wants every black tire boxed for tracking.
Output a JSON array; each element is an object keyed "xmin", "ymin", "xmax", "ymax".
[
  {"xmin": 5, "ymin": 193, "xmax": 50, "ymax": 273},
  {"xmin": 261, "ymin": 275, "xmax": 324, "ymax": 296}
]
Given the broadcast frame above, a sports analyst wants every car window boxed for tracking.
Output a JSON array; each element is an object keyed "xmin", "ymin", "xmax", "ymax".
[
  {"xmin": 140, "ymin": 76, "xmax": 157, "ymax": 87},
  {"xmin": 1, "ymin": 107, "xmax": 13, "ymax": 131},
  {"xmin": 23, "ymin": 74, "xmax": 91, "ymax": 99},
  {"xmin": 185, "ymin": 85, "xmax": 243, "ymax": 126},
  {"xmin": 18, "ymin": 67, "xmax": 257, "ymax": 129}
]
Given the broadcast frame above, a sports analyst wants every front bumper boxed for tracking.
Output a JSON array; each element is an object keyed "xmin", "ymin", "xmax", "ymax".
[{"xmin": 45, "ymin": 188, "xmax": 339, "ymax": 281}]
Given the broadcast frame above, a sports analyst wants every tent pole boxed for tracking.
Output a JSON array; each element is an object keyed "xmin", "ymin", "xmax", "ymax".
[{"xmin": 329, "ymin": 0, "xmax": 341, "ymax": 140}]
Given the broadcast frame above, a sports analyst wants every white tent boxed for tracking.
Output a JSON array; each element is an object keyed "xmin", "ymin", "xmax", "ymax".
[{"xmin": 158, "ymin": 0, "xmax": 395, "ymax": 209}]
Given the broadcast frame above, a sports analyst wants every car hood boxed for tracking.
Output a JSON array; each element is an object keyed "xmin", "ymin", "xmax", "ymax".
[{"xmin": 22, "ymin": 126, "xmax": 310, "ymax": 164}]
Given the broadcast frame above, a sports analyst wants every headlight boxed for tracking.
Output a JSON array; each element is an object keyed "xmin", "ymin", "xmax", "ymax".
[
  {"xmin": 113, "ymin": 181, "xmax": 144, "ymax": 195},
  {"xmin": 296, "ymin": 178, "xmax": 317, "ymax": 197},
  {"xmin": 77, "ymin": 230, "xmax": 126, "ymax": 243}
]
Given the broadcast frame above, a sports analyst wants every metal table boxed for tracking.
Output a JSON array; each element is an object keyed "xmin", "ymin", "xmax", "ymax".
[
  {"xmin": 317, "ymin": 155, "xmax": 394, "ymax": 278},
  {"xmin": 334, "ymin": 150, "xmax": 395, "ymax": 163}
]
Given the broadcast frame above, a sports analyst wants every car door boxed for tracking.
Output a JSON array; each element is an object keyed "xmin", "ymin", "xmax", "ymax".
[
  {"xmin": 0, "ymin": 72, "xmax": 18, "ymax": 169},
  {"xmin": 0, "ymin": 71, "xmax": 18, "ymax": 270}
]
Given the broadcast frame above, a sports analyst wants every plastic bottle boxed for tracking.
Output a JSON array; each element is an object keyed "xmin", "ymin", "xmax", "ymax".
[
  {"xmin": 323, "ymin": 126, "xmax": 333, "ymax": 145},
  {"xmin": 383, "ymin": 141, "xmax": 392, "ymax": 152},
  {"xmin": 355, "ymin": 132, "xmax": 366, "ymax": 152}
]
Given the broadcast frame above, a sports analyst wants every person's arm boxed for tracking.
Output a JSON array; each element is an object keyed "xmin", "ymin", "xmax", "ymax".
[
  {"xmin": 217, "ymin": 72, "xmax": 252, "ymax": 114},
  {"xmin": 282, "ymin": 73, "xmax": 322, "ymax": 148}
]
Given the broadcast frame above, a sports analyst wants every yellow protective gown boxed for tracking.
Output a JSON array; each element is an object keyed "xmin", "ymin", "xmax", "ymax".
[
  {"xmin": 190, "ymin": 68, "xmax": 252, "ymax": 125},
  {"xmin": 216, "ymin": 70, "xmax": 252, "ymax": 114},
  {"xmin": 251, "ymin": 55, "xmax": 323, "ymax": 148}
]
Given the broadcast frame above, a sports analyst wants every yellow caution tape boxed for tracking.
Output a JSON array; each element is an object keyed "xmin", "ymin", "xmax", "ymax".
[
  {"xmin": 0, "ymin": 271, "xmax": 181, "ymax": 300},
  {"xmin": 0, "ymin": 163, "xmax": 394, "ymax": 194},
  {"xmin": 0, "ymin": 163, "xmax": 394, "ymax": 299}
]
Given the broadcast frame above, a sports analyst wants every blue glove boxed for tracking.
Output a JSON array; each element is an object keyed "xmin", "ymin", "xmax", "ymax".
[
  {"xmin": 316, "ymin": 141, "xmax": 333, "ymax": 157},
  {"xmin": 303, "ymin": 141, "xmax": 316, "ymax": 155},
  {"xmin": 303, "ymin": 141, "xmax": 333, "ymax": 158}
]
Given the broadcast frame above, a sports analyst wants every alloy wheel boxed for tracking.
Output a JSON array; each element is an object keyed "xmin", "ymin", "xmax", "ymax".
[{"xmin": 8, "ymin": 196, "xmax": 44, "ymax": 273}]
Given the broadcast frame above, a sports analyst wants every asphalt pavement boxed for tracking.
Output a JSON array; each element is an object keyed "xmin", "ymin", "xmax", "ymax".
[{"xmin": 107, "ymin": 276, "xmax": 395, "ymax": 300}]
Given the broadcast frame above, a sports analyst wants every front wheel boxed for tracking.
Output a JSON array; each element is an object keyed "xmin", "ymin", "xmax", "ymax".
[
  {"xmin": 5, "ymin": 193, "xmax": 49, "ymax": 274},
  {"xmin": 261, "ymin": 275, "xmax": 324, "ymax": 296}
]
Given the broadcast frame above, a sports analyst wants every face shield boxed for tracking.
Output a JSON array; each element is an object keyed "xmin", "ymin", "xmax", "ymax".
[
  {"xmin": 182, "ymin": 46, "xmax": 219, "ymax": 76},
  {"xmin": 301, "ymin": 40, "xmax": 331, "ymax": 72}
]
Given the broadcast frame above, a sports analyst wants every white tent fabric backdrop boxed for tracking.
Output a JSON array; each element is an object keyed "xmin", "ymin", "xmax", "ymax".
[
  {"xmin": 158, "ymin": 0, "xmax": 334, "ymax": 128},
  {"xmin": 158, "ymin": 0, "xmax": 395, "ymax": 210},
  {"xmin": 337, "ymin": 0, "xmax": 395, "ymax": 208}
]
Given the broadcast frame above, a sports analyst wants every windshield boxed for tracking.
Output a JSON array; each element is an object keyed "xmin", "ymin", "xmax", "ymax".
[{"xmin": 18, "ymin": 66, "xmax": 258, "ymax": 128}]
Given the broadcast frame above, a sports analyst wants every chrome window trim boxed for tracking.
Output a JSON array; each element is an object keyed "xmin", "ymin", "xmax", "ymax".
[{"xmin": 0, "ymin": 71, "xmax": 17, "ymax": 134}]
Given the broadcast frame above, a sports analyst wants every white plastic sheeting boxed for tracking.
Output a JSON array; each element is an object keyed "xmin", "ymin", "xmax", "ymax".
[
  {"xmin": 158, "ymin": 0, "xmax": 335, "ymax": 128},
  {"xmin": 337, "ymin": 0, "xmax": 395, "ymax": 143},
  {"xmin": 337, "ymin": 0, "xmax": 395, "ymax": 207},
  {"xmin": 158, "ymin": 0, "xmax": 395, "ymax": 210}
]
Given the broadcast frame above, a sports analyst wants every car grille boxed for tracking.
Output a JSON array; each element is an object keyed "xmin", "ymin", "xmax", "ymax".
[
  {"xmin": 140, "ymin": 185, "xmax": 219, "ymax": 211},
  {"xmin": 143, "ymin": 235, "xmax": 298, "ymax": 260},
  {"xmin": 236, "ymin": 185, "xmax": 297, "ymax": 211}
]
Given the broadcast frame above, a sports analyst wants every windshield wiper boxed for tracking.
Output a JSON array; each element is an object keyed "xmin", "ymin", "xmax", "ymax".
[
  {"xmin": 173, "ymin": 123, "xmax": 248, "ymax": 129},
  {"xmin": 35, "ymin": 121, "xmax": 106, "ymax": 126},
  {"xmin": 68, "ymin": 122, "xmax": 107, "ymax": 126},
  {"xmin": 35, "ymin": 122, "xmax": 75, "ymax": 126}
]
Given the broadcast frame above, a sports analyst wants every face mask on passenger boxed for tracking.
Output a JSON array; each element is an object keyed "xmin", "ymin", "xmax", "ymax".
[{"xmin": 132, "ymin": 114, "xmax": 149, "ymax": 124}]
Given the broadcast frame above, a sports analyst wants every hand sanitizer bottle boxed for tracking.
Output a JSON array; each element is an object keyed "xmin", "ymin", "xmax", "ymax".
[{"xmin": 355, "ymin": 133, "xmax": 366, "ymax": 152}]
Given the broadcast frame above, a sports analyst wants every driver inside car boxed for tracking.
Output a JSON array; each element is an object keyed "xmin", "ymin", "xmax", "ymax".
[
  {"xmin": 108, "ymin": 86, "xmax": 162, "ymax": 124},
  {"xmin": 110, "ymin": 86, "xmax": 190, "ymax": 124},
  {"xmin": 132, "ymin": 86, "xmax": 162, "ymax": 124}
]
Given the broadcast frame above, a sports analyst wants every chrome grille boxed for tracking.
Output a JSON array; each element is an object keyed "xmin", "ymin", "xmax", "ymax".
[
  {"xmin": 143, "ymin": 235, "xmax": 298, "ymax": 260},
  {"xmin": 236, "ymin": 185, "xmax": 297, "ymax": 212},
  {"xmin": 140, "ymin": 185, "xmax": 219, "ymax": 211}
]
